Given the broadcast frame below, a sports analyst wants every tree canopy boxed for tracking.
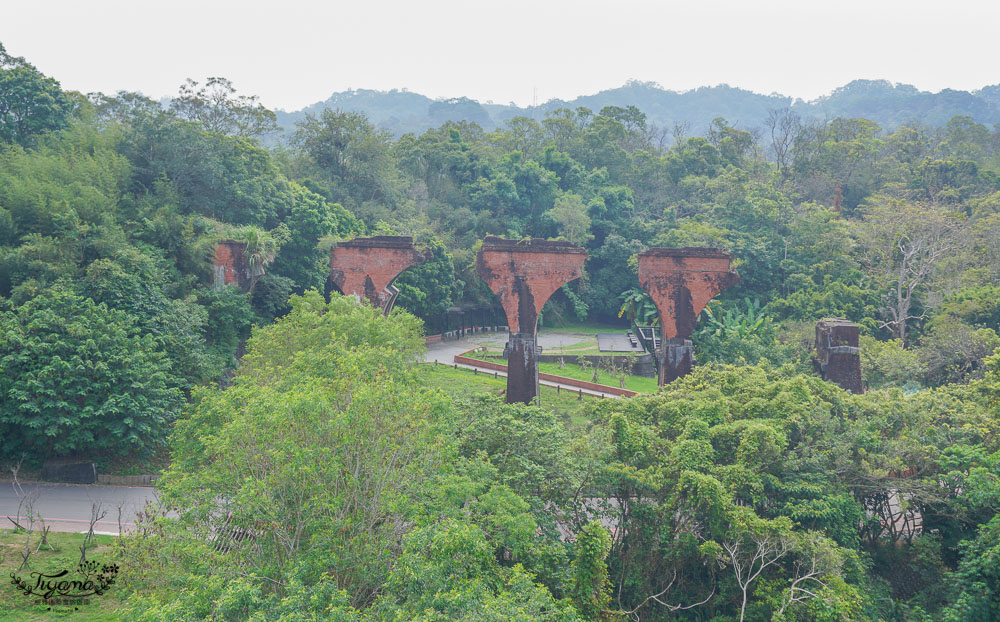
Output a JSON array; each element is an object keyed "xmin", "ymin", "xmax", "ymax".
[{"xmin": 3, "ymin": 43, "xmax": 1000, "ymax": 620}]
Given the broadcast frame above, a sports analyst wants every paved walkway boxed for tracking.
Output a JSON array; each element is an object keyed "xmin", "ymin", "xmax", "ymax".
[
  {"xmin": 424, "ymin": 331, "xmax": 622, "ymax": 399},
  {"xmin": 596, "ymin": 332, "xmax": 644, "ymax": 352}
]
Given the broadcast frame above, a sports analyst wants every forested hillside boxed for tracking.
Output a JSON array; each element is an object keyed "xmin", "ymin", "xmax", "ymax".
[
  {"xmin": 273, "ymin": 79, "xmax": 1000, "ymax": 139},
  {"xmin": 3, "ymin": 41, "xmax": 1000, "ymax": 620}
]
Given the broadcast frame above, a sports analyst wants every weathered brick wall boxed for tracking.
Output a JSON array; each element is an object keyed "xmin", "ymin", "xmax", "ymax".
[
  {"xmin": 329, "ymin": 236, "xmax": 429, "ymax": 312},
  {"xmin": 637, "ymin": 247, "xmax": 739, "ymax": 385},
  {"xmin": 212, "ymin": 240, "xmax": 249, "ymax": 289},
  {"xmin": 453, "ymin": 354, "xmax": 508, "ymax": 372},
  {"xmin": 637, "ymin": 248, "xmax": 739, "ymax": 340},
  {"xmin": 475, "ymin": 237, "xmax": 588, "ymax": 334}
]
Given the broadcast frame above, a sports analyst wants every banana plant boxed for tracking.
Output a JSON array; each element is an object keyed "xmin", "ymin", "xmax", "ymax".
[
  {"xmin": 618, "ymin": 288, "xmax": 659, "ymax": 326},
  {"xmin": 699, "ymin": 297, "xmax": 767, "ymax": 339}
]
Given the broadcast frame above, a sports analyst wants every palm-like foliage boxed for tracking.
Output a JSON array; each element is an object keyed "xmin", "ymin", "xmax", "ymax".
[
  {"xmin": 234, "ymin": 225, "xmax": 283, "ymax": 292},
  {"xmin": 699, "ymin": 297, "xmax": 766, "ymax": 339},
  {"xmin": 618, "ymin": 288, "xmax": 659, "ymax": 325}
]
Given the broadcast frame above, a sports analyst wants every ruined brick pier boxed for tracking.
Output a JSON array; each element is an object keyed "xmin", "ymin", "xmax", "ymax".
[
  {"xmin": 814, "ymin": 318, "xmax": 863, "ymax": 393},
  {"xmin": 476, "ymin": 237, "xmax": 587, "ymax": 404},
  {"xmin": 330, "ymin": 236, "xmax": 429, "ymax": 314},
  {"xmin": 212, "ymin": 240, "xmax": 250, "ymax": 290},
  {"xmin": 638, "ymin": 248, "xmax": 739, "ymax": 385}
]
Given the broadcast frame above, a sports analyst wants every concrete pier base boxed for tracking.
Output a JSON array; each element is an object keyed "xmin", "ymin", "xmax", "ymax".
[
  {"xmin": 659, "ymin": 338, "xmax": 694, "ymax": 384},
  {"xmin": 815, "ymin": 318, "xmax": 863, "ymax": 393},
  {"xmin": 504, "ymin": 334, "xmax": 541, "ymax": 404}
]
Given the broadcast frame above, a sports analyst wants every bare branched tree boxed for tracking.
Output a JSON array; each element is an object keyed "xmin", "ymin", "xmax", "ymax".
[
  {"xmin": 647, "ymin": 122, "xmax": 672, "ymax": 153},
  {"xmin": 80, "ymin": 501, "xmax": 107, "ymax": 565},
  {"xmin": 766, "ymin": 108, "xmax": 801, "ymax": 178},
  {"xmin": 8, "ymin": 455, "xmax": 27, "ymax": 530},
  {"xmin": 171, "ymin": 77, "xmax": 278, "ymax": 137},
  {"xmin": 774, "ymin": 533, "xmax": 843, "ymax": 617},
  {"xmin": 855, "ymin": 198, "xmax": 966, "ymax": 343},
  {"xmin": 672, "ymin": 120, "xmax": 691, "ymax": 146},
  {"xmin": 15, "ymin": 484, "xmax": 40, "ymax": 571},
  {"xmin": 723, "ymin": 529, "xmax": 792, "ymax": 622}
]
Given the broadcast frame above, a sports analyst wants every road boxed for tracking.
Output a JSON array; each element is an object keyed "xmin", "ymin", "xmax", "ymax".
[{"xmin": 0, "ymin": 481, "xmax": 158, "ymax": 534}]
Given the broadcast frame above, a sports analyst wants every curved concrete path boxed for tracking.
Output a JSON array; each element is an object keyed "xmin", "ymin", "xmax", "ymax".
[{"xmin": 424, "ymin": 331, "xmax": 622, "ymax": 399}]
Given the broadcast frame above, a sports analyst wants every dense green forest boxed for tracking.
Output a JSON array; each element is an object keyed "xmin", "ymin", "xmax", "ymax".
[{"xmin": 3, "ymin": 41, "xmax": 1000, "ymax": 620}]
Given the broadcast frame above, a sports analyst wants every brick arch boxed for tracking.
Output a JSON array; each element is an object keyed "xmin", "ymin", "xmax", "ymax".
[
  {"xmin": 329, "ymin": 236, "xmax": 430, "ymax": 314},
  {"xmin": 637, "ymin": 247, "xmax": 739, "ymax": 384}
]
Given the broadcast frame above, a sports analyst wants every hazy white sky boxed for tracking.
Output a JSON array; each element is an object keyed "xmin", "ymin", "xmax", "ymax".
[{"xmin": 3, "ymin": 0, "xmax": 998, "ymax": 111}]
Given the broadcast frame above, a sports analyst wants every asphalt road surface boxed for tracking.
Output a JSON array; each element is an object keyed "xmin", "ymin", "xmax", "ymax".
[{"xmin": 0, "ymin": 482, "xmax": 158, "ymax": 534}]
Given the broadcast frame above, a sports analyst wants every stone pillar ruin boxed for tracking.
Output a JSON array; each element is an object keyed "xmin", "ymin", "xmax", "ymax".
[
  {"xmin": 212, "ymin": 240, "xmax": 251, "ymax": 290},
  {"xmin": 814, "ymin": 318, "xmax": 863, "ymax": 394},
  {"xmin": 476, "ymin": 237, "xmax": 587, "ymax": 404},
  {"xmin": 637, "ymin": 248, "xmax": 739, "ymax": 385},
  {"xmin": 330, "ymin": 236, "xmax": 429, "ymax": 315}
]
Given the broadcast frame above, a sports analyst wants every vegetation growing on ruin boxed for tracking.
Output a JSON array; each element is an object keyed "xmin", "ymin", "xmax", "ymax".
[{"xmin": 3, "ymin": 42, "xmax": 1000, "ymax": 619}]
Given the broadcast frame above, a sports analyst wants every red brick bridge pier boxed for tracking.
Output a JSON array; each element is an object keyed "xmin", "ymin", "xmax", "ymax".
[
  {"xmin": 329, "ymin": 236, "xmax": 429, "ymax": 315},
  {"xmin": 638, "ymin": 248, "xmax": 739, "ymax": 385},
  {"xmin": 476, "ymin": 237, "xmax": 587, "ymax": 404}
]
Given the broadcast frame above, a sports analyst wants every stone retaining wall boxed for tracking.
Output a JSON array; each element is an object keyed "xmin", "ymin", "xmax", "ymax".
[
  {"xmin": 425, "ymin": 326, "xmax": 508, "ymax": 344},
  {"xmin": 96, "ymin": 474, "xmax": 159, "ymax": 486}
]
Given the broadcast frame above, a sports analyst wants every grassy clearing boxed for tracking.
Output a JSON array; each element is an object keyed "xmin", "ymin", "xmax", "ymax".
[
  {"xmin": 546, "ymin": 347, "xmax": 604, "ymax": 355},
  {"xmin": 462, "ymin": 348, "xmax": 500, "ymax": 361},
  {"xmin": 0, "ymin": 530, "xmax": 125, "ymax": 621},
  {"xmin": 417, "ymin": 363, "xmax": 601, "ymax": 428},
  {"xmin": 459, "ymin": 349, "xmax": 656, "ymax": 394},
  {"xmin": 466, "ymin": 338, "xmax": 607, "ymax": 356},
  {"xmin": 543, "ymin": 341, "xmax": 603, "ymax": 354},
  {"xmin": 536, "ymin": 361, "xmax": 659, "ymax": 393}
]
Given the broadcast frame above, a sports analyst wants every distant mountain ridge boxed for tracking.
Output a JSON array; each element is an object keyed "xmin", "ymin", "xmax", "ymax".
[{"xmin": 272, "ymin": 79, "xmax": 1000, "ymax": 141}]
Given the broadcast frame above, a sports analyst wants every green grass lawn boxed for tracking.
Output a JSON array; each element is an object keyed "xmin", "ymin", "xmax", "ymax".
[
  {"xmin": 536, "ymin": 361, "xmax": 659, "ymax": 393},
  {"xmin": 417, "ymin": 363, "xmax": 600, "ymax": 428},
  {"xmin": 459, "ymin": 348, "xmax": 656, "ymax": 394},
  {"xmin": 0, "ymin": 530, "xmax": 125, "ymax": 621}
]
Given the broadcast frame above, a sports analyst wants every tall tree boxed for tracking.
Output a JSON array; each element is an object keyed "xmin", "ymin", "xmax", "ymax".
[
  {"xmin": 293, "ymin": 109, "xmax": 400, "ymax": 214},
  {"xmin": 0, "ymin": 43, "xmax": 72, "ymax": 144},
  {"xmin": 233, "ymin": 224, "xmax": 287, "ymax": 293},
  {"xmin": 765, "ymin": 107, "xmax": 801, "ymax": 178},
  {"xmin": 545, "ymin": 192, "xmax": 593, "ymax": 246},
  {"xmin": 170, "ymin": 77, "xmax": 278, "ymax": 137},
  {"xmin": 0, "ymin": 286, "xmax": 183, "ymax": 458},
  {"xmin": 855, "ymin": 197, "xmax": 965, "ymax": 342}
]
